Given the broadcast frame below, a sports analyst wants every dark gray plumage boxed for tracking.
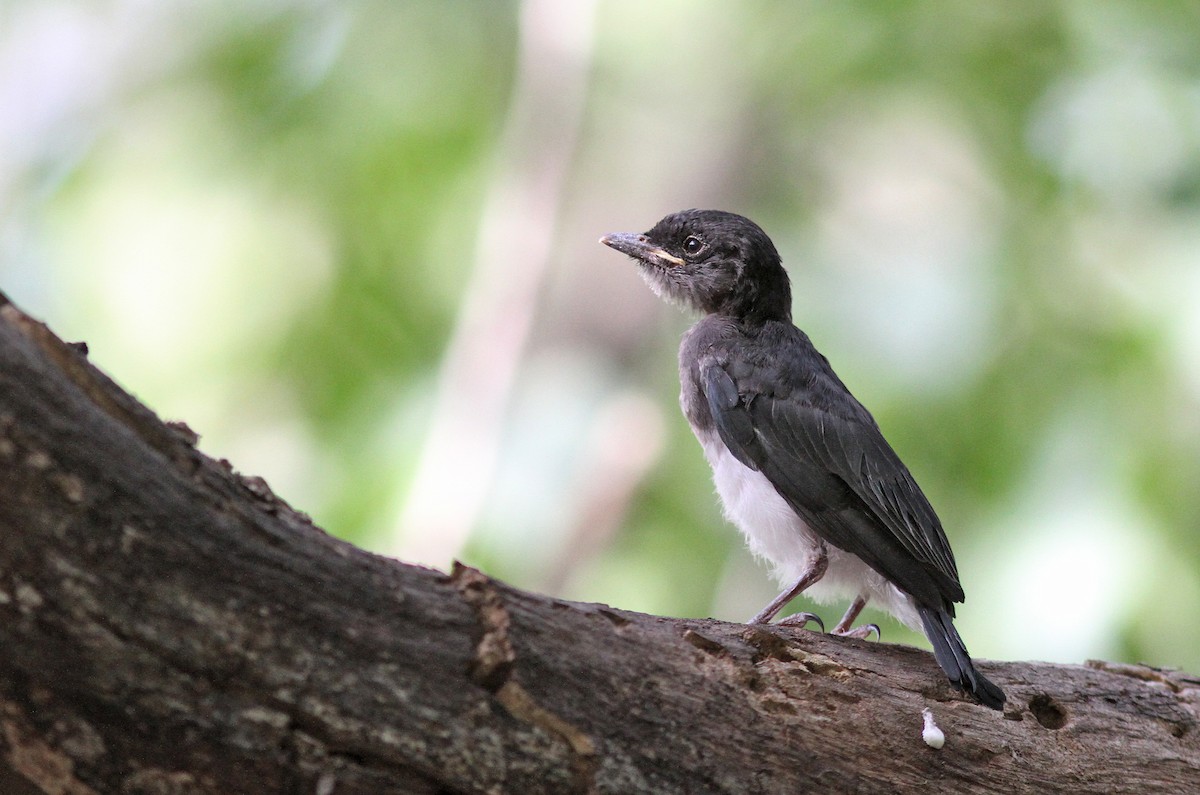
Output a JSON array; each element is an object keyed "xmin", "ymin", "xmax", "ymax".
[{"xmin": 601, "ymin": 209, "xmax": 1005, "ymax": 710}]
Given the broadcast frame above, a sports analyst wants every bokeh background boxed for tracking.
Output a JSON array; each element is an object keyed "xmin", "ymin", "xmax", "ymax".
[{"xmin": 4, "ymin": 0, "xmax": 1200, "ymax": 672}]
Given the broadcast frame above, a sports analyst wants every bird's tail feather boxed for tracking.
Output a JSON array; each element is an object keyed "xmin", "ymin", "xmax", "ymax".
[{"xmin": 918, "ymin": 606, "xmax": 1006, "ymax": 710}]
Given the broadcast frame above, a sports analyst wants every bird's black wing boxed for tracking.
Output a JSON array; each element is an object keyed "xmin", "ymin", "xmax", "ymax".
[{"xmin": 702, "ymin": 358, "xmax": 964, "ymax": 608}]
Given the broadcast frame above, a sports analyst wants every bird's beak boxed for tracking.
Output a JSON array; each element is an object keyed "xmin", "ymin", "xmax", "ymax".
[{"xmin": 599, "ymin": 233, "xmax": 684, "ymax": 267}]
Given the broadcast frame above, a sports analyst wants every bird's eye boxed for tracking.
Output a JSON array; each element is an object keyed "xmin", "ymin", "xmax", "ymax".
[{"xmin": 683, "ymin": 236, "xmax": 704, "ymax": 256}]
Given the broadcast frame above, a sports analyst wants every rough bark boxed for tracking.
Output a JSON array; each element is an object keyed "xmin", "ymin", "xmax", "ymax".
[{"xmin": 0, "ymin": 290, "xmax": 1197, "ymax": 795}]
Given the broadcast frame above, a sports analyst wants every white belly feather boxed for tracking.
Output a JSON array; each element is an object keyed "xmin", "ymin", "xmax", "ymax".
[{"xmin": 699, "ymin": 431, "xmax": 921, "ymax": 630}]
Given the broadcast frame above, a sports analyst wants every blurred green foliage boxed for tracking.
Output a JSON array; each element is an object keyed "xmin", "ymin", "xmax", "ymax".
[{"xmin": 3, "ymin": 0, "xmax": 1199, "ymax": 672}]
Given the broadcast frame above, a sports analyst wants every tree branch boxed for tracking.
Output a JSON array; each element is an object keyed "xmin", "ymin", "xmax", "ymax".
[{"xmin": 1, "ymin": 291, "xmax": 1197, "ymax": 794}]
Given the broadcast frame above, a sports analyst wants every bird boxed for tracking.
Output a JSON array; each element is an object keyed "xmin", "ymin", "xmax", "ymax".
[{"xmin": 600, "ymin": 209, "xmax": 1006, "ymax": 710}]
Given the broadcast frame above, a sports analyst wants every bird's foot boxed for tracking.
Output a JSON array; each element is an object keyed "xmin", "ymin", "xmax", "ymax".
[
  {"xmin": 776, "ymin": 611, "xmax": 825, "ymax": 631},
  {"xmin": 823, "ymin": 595, "xmax": 879, "ymax": 639},
  {"xmin": 831, "ymin": 623, "xmax": 880, "ymax": 640}
]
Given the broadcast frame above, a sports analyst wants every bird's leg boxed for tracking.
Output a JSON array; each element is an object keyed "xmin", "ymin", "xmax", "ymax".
[
  {"xmin": 748, "ymin": 543, "xmax": 828, "ymax": 626},
  {"xmin": 831, "ymin": 595, "xmax": 866, "ymax": 633},
  {"xmin": 830, "ymin": 594, "xmax": 879, "ymax": 640}
]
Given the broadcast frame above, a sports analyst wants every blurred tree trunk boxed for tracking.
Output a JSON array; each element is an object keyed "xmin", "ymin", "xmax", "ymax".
[{"xmin": 1, "ymin": 291, "xmax": 1197, "ymax": 795}]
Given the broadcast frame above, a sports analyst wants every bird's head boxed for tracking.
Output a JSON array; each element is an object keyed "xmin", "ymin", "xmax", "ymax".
[{"xmin": 600, "ymin": 209, "xmax": 791, "ymax": 324}]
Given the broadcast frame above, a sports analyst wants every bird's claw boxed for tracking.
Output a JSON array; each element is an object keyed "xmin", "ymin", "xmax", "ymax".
[
  {"xmin": 777, "ymin": 611, "xmax": 825, "ymax": 632},
  {"xmin": 833, "ymin": 623, "xmax": 880, "ymax": 641}
]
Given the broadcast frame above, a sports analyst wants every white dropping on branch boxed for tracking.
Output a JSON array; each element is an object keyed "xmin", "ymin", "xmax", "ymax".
[{"xmin": 921, "ymin": 707, "xmax": 946, "ymax": 749}]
